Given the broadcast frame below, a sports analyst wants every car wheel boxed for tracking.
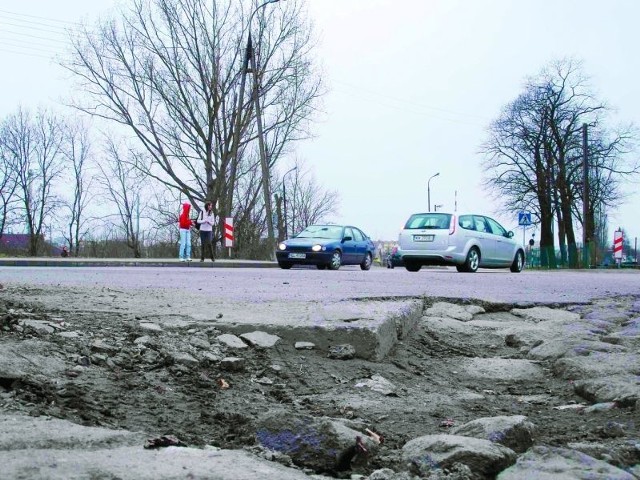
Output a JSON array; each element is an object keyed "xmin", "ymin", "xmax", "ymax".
[
  {"xmin": 404, "ymin": 261, "xmax": 421, "ymax": 272},
  {"xmin": 360, "ymin": 253, "xmax": 372, "ymax": 271},
  {"xmin": 316, "ymin": 264, "xmax": 326, "ymax": 270},
  {"xmin": 328, "ymin": 251, "xmax": 342, "ymax": 270},
  {"xmin": 455, "ymin": 265, "xmax": 467, "ymax": 273},
  {"xmin": 278, "ymin": 262, "xmax": 292, "ymax": 270},
  {"xmin": 462, "ymin": 248, "xmax": 480, "ymax": 273},
  {"xmin": 510, "ymin": 250, "xmax": 524, "ymax": 273}
]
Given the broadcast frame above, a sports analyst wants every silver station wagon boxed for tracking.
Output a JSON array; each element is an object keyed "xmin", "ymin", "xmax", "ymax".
[{"xmin": 397, "ymin": 212, "xmax": 525, "ymax": 273}]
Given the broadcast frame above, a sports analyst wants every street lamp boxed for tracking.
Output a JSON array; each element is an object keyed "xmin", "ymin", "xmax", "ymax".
[
  {"xmin": 230, "ymin": 0, "xmax": 281, "ymax": 259},
  {"xmin": 282, "ymin": 166, "xmax": 297, "ymax": 238},
  {"xmin": 428, "ymin": 172, "xmax": 440, "ymax": 212}
]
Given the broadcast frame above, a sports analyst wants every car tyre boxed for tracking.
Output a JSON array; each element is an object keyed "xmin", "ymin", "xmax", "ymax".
[
  {"xmin": 455, "ymin": 265, "xmax": 467, "ymax": 273},
  {"xmin": 278, "ymin": 262, "xmax": 292, "ymax": 270},
  {"xmin": 404, "ymin": 261, "xmax": 421, "ymax": 272},
  {"xmin": 316, "ymin": 264, "xmax": 326, "ymax": 270},
  {"xmin": 328, "ymin": 251, "xmax": 342, "ymax": 270},
  {"xmin": 462, "ymin": 247, "xmax": 480, "ymax": 273},
  {"xmin": 510, "ymin": 250, "xmax": 524, "ymax": 273},
  {"xmin": 360, "ymin": 253, "xmax": 372, "ymax": 271}
]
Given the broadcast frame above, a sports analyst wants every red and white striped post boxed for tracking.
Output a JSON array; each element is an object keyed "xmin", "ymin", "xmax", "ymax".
[
  {"xmin": 224, "ymin": 217, "xmax": 234, "ymax": 257},
  {"xmin": 613, "ymin": 229, "xmax": 623, "ymax": 266}
]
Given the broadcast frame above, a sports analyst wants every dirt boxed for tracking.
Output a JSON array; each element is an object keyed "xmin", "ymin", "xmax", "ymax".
[{"xmin": 1, "ymin": 285, "xmax": 639, "ymax": 479}]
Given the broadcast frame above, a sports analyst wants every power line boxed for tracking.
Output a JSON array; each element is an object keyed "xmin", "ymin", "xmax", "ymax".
[
  {"xmin": 0, "ymin": 38, "xmax": 61, "ymax": 53},
  {"xmin": 0, "ymin": 8, "xmax": 83, "ymax": 27},
  {"xmin": 0, "ymin": 20, "xmax": 71, "ymax": 36},
  {"xmin": 333, "ymin": 78, "xmax": 490, "ymax": 124},
  {"xmin": 0, "ymin": 47, "xmax": 54, "ymax": 60},
  {"xmin": 331, "ymin": 83, "xmax": 487, "ymax": 127},
  {"xmin": 0, "ymin": 29, "xmax": 70, "ymax": 45}
]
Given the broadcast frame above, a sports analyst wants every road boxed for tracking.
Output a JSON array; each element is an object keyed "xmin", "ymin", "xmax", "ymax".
[{"xmin": 1, "ymin": 265, "xmax": 639, "ymax": 304}]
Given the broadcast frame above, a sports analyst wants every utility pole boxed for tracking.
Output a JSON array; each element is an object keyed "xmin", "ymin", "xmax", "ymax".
[
  {"xmin": 582, "ymin": 123, "xmax": 589, "ymax": 268},
  {"xmin": 248, "ymin": 35, "xmax": 276, "ymax": 257},
  {"xmin": 229, "ymin": 0, "xmax": 280, "ymax": 260}
]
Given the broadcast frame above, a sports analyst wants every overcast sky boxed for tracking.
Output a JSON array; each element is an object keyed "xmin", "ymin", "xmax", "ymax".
[{"xmin": 1, "ymin": 0, "xmax": 639, "ymax": 246}]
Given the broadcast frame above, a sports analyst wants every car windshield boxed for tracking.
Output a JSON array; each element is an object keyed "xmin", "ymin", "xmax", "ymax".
[
  {"xmin": 296, "ymin": 225, "xmax": 343, "ymax": 239},
  {"xmin": 404, "ymin": 213, "xmax": 451, "ymax": 230}
]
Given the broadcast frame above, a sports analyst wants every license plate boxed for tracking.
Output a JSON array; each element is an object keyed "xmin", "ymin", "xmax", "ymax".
[
  {"xmin": 288, "ymin": 253, "xmax": 306, "ymax": 259},
  {"xmin": 413, "ymin": 235, "xmax": 434, "ymax": 242}
]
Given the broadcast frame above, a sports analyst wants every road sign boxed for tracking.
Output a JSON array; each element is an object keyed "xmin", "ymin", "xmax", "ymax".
[
  {"xmin": 518, "ymin": 212, "xmax": 532, "ymax": 226},
  {"xmin": 224, "ymin": 217, "xmax": 234, "ymax": 248}
]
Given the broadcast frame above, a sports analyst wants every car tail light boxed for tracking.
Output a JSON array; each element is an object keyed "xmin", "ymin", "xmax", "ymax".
[{"xmin": 449, "ymin": 215, "xmax": 457, "ymax": 235}]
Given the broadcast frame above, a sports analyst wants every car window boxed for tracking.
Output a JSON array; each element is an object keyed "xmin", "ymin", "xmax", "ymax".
[
  {"xmin": 485, "ymin": 217, "xmax": 507, "ymax": 236},
  {"xmin": 473, "ymin": 216, "xmax": 489, "ymax": 233},
  {"xmin": 351, "ymin": 228, "xmax": 364, "ymax": 242},
  {"xmin": 404, "ymin": 213, "xmax": 451, "ymax": 230},
  {"xmin": 459, "ymin": 215, "xmax": 475, "ymax": 230},
  {"xmin": 297, "ymin": 225, "xmax": 343, "ymax": 239},
  {"xmin": 343, "ymin": 227, "xmax": 354, "ymax": 240}
]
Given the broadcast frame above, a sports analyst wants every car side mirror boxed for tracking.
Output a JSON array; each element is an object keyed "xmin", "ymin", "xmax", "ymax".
[
  {"xmin": 506, "ymin": 231, "xmax": 514, "ymax": 238},
  {"xmin": 342, "ymin": 236, "xmax": 352, "ymax": 242}
]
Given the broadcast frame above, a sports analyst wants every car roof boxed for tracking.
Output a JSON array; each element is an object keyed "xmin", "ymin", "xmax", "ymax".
[
  {"xmin": 407, "ymin": 212, "xmax": 492, "ymax": 217},
  {"xmin": 306, "ymin": 224, "xmax": 366, "ymax": 229}
]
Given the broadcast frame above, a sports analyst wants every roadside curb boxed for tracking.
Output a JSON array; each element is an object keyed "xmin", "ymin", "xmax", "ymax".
[{"xmin": 0, "ymin": 258, "xmax": 278, "ymax": 268}]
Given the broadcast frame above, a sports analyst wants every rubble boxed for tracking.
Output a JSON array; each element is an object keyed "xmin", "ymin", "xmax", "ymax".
[{"xmin": 1, "ymin": 288, "xmax": 639, "ymax": 479}]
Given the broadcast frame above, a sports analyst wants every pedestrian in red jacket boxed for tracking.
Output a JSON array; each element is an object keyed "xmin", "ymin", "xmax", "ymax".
[{"xmin": 178, "ymin": 202, "xmax": 193, "ymax": 261}]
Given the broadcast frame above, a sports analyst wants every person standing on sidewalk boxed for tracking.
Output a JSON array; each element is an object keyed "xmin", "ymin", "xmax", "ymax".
[
  {"xmin": 178, "ymin": 202, "xmax": 193, "ymax": 262},
  {"xmin": 197, "ymin": 201, "xmax": 216, "ymax": 262}
]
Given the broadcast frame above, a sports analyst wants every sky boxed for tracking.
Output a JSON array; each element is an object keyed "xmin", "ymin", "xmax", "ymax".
[{"xmin": 1, "ymin": 0, "xmax": 639, "ymax": 246}]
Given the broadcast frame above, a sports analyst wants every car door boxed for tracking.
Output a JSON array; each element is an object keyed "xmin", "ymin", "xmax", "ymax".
[
  {"xmin": 472, "ymin": 216, "xmax": 496, "ymax": 264},
  {"xmin": 351, "ymin": 227, "xmax": 367, "ymax": 264},
  {"xmin": 341, "ymin": 227, "xmax": 358, "ymax": 264},
  {"xmin": 485, "ymin": 216, "xmax": 514, "ymax": 265}
]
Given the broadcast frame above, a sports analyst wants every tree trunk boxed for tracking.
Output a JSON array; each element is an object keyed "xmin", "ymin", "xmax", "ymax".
[
  {"xmin": 555, "ymin": 207, "xmax": 566, "ymax": 266},
  {"xmin": 29, "ymin": 234, "xmax": 39, "ymax": 256},
  {"xmin": 537, "ymin": 185, "xmax": 556, "ymax": 268},
  {"xmin": 274, "ymin": 194, "xmax": 284, "ymax": 242},
  {"xmin": 560, "ymin": 195, "xmax": 579, "ymax": 268}
]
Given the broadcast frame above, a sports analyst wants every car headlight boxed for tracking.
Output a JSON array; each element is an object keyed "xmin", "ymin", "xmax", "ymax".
[
  {"xmin": 278, "ymin": 243, "xmax": 287, "ymax": 251},
  {"xmin": 311, "ymin": 244, "xmax": 322, "ymax": 252}
]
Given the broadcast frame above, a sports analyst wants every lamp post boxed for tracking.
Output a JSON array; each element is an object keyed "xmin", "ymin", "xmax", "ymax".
[
  {"xmin": 230, "ymin": 0, "xmax": 281, "ymax": 258},
  {"xmin": 282, "ymin": 166, "xmax": 297, "ymax": 238},
  {"xmin": 428, "ymin": 172, "xmax": 440, "ymax": 212}
]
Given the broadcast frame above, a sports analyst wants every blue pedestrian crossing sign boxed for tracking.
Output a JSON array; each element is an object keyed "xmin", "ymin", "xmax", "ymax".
[{"xmin": 518, "ymin": 211, "xmax": 532, "ymax": 226}]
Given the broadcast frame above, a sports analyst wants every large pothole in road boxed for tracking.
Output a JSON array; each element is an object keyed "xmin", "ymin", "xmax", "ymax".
[{"xmin": 1, "ymin": 288, "xmax": 638, "ymax": 479}]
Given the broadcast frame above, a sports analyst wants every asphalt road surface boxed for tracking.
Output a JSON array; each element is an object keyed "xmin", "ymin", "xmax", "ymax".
[{"xmin": 2, "ymin": 265, "xmax": 639, "ymax": 304}]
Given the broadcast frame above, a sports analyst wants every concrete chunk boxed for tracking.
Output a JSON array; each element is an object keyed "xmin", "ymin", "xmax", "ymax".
[
  {"xmin": 217, "ymin": 334, "xmax": 247, "ymax": 349},
  {"xmin": 497, "ymin": 445, "xmax": 635, "ymax": 480},
  {"xmin": 240, "ymin": 331, "xmax": 281, "ymax": 348}
]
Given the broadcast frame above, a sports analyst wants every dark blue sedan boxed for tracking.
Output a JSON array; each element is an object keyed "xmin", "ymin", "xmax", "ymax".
[{"xmin": 276, "ymin": 224, "xmax": 375, "ymax": 270}]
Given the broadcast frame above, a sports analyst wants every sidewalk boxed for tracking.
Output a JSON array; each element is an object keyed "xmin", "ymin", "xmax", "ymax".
[{"xmin": 0, "ymin": 256, "xmax": 278, "ymax": 268}]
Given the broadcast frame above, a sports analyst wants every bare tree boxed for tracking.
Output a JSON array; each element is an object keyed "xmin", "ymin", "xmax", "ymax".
[
  {"xmin": 1, "ymin": 108, "xmax": 66, "ymax": 255},
  {"xmin": 63, "ymin": 0, "xmax": 323, "ymax": 257},
  {"xmin": 483, "ymin": 59, "xmax": 637, "ymax": 268},
  {"xmin": 0, "ymin": 133, "xmax": 20, "ymax": 240},
  {"xmin": 96, "ymin": 138, "xmax": 148, "ymax": 258},
  {"xmin": 284, "ymin": 158, "xmax": 339, "ymax": 235},
  {"xmin": 61, "ymin": 119, "xmax": 94, "ymax": 256}
]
